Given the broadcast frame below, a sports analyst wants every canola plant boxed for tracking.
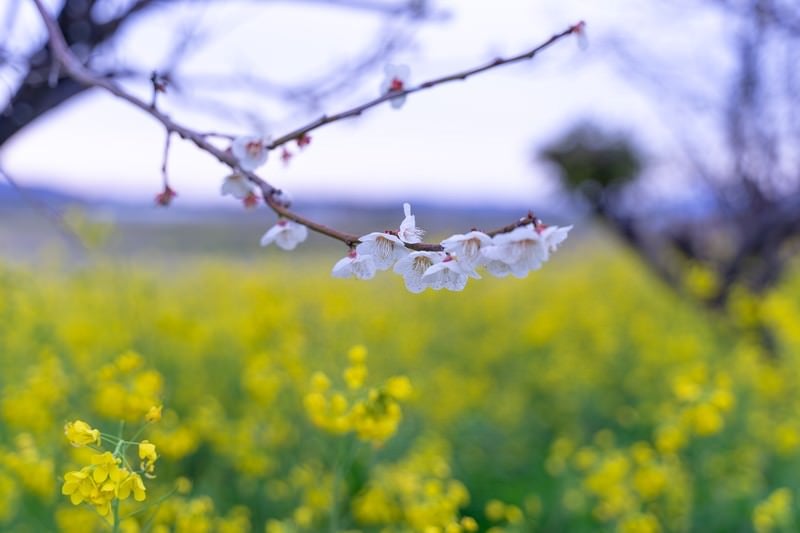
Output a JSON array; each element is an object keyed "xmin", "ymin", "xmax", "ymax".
[{"xmin": 0, "ymin": 245, "xmax": 798, "ymax": 532}]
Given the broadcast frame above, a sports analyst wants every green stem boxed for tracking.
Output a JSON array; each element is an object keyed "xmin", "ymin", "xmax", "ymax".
[
  {"xmin": 113, "ymin": 421, "xmax": 126, "ymax": 455},
  {"xmin": 112, "ymin": 497, "xmax": 120, "ymax": 533},
  {"xmin": 329, "ymin": 434, "xmax": 357, "ymax": 533},
  {"xmin": 329, "ymin": 438, "xmax": 344, "ymax": 533},
  {"xmin": 123, "ymin": 486, "xmax": 178, "ymax": 519},
  {"xmin": 111, "ymin": 420, "xmax": 125, "ymax": 533},
  {"xmin": 127, "ymin": 422, "xmax": 150, "ymax": 443}
]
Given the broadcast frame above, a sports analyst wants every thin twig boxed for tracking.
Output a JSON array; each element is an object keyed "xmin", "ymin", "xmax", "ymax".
[
  {"xmin": 270, "ymin": 21, "xmax": 585, "ymax": 149},
  {"xmin": 160, "ymin": 131, "xmax": 171, "ymax": 188},
  {"xmin": 31, "ymin": 0, "xmax": 581, "ymax": 251}
]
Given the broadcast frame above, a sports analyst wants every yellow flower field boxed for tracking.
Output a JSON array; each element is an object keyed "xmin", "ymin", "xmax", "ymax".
[{"xmin": 1, "ymin": 240, "xmax": 799, "ymax": 532}]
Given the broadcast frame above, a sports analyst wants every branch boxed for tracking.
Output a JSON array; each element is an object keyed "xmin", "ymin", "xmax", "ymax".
[
  {"xmin": 269, "ymin": 22, "xmax": 584, "ymax": 149},
  {"xmin": 32, "ymin": 0, "xmax": 583, "ymax": 251},
  {"xmin": 1, "ymin": 0, "xmax": 160, "ymax": 147}
]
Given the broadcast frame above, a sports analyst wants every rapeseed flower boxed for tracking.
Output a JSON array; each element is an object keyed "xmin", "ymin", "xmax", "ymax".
[{"xmin": 64, "ymin": 420, "xmax": 101, "ymax": 448}]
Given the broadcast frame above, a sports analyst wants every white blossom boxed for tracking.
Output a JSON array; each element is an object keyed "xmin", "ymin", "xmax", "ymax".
[
  {"xmin": 272, "ymin": 189, "xmax": 293, "ymax": 207},
  {"xmin": 332, "ymin": 251, "xmax": 377, "ymax": 280},
  {"xmin": 356, "ymin": 232, "xmax": 409, "ymax": 270},
  {"xmin": 421, "ymin": 256, "xmax": 479, "ymax": 291},
  {"xmin": 539, "ymin": 224, "xmax": 573, "ymax": 260},
  {"xmin": 231, "ymin": 135, "xmax": 270, "ymax": 171},
  {"xmin": 484, "ymin": 259, "xmax": 515, "ymax": 278},
  {"xmin": 220, "ymin": 174, "xmax": 253, "ymax": 199},
  {"xmin": 259, "ymin": 220, "xmax": 308, "ymax": 250},
  {"xmin": 380, "ymin": 64, "xmax": 410, "ymax": 109},
  {"xmin": 481, "ymin": 224, "xmax": 546, "ymax": 278},
  {"xmin": 393, "ymin": 251, "xmax": 443, "ymax": 293},
  {"xmin": 440, "ymin": 230, "xmax": 492, "ymax": 270},
  {"xmin": 398, "ymin": 202, "xmax": 424, "ymax": 244}
]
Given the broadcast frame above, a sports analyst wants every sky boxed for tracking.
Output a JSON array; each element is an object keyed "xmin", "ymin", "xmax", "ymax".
[{"xmin": 0, "ymin": 0, "xmax": 724, "ymax": 208}]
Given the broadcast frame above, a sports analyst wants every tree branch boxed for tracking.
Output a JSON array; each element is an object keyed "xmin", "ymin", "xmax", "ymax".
[
  {"xmin": 269, "ymin": 22, "xmax": 584, "ymax": 149},
  {"xmin": 31, "ymin": 0, "xmax": 582, "ymax": 251}
]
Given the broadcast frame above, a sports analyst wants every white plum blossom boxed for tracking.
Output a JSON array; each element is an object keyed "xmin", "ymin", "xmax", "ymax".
[
  {"xmin": 539, "ymin": 224, "xmax": 573, "ymax": 260},
  {"xmin": 380, "ymin": 64, "xmax": 410, "ymax": 109},
  {"xmin": 481, "ymin": 224, "xmax": 547, "ymax": 278},
  {"xmin": 393, "ymin": 251, "xmax": 443, "ymax": 293},
  {"xmin": 271, "ymin": 189, "xmax": 293, "ymax": 207},
  {"xmin": 398, "ymin": 202, "xmax": 424, "ymax": 244},
  {"xmin": 440, "ymin": 230, "xmax": 492, "ymax": 270},
  {"xmin": 356, "ymin": 232, "xmax": 409, "ymax": 270},
  {"xmin": 220, "ymin": 174, "xmax": 253, "ymax": 199},
  {"xmin": 483, "ymin": 259, "xmax": 515, "ymax": 278},
  {"xmin": 421, "ymin": 255, "xmax": 479, "ymax": 292},
  {"xmin": 232, "ymin": 135, "xmax": 270, "ymax": 171},
  {"xmin": 331, "ymin": 250, "xmax": 377, "ymax": 280},
  {"xmin": 260, "ymin": 219, "xmax": 308, "ymax": 250}
]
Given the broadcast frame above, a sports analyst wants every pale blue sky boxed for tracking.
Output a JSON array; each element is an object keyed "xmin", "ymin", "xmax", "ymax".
[{"xmin": 1, "ymin": 1, "xmax": 725, "ymax": 207}]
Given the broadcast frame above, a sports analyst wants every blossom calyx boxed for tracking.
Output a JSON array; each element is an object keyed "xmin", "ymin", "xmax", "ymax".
[
  {"xmin": 231, "ymin": 135, "xmax": 270, "ymax": 171},
  {"xmin": 381, "ymin": 64, "xmax": 410, "ymax": 109}
]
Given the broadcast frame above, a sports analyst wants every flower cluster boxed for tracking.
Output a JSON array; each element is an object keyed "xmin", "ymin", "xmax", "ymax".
[
  {"xmin": 330, "ymin": 203, "xmax": 571, "ymax": 292},
  {"xmin": 217, "ymin": 93, "xmax": 572, "ymax": 285},
  {"xmin": 303, "ymin": 345, "xmax": 413, "ymax": 446},
  {"xmin": 753, "ymin": 488, "xmax": 793, "ymax": 533},
  {"xmin": 547, "ymin": 434, "xmax": 690, "ymax": 532},
  {"xmin": 60, "ymin": 417, "xmax": 160, "ymax": 520},
  {"xmin": 352, "ymin": 436, "xmax": 477, "ymax": 531},
  {"xmin": 93, "ymin": 351, "xmax": 163, "ymax": 423}
]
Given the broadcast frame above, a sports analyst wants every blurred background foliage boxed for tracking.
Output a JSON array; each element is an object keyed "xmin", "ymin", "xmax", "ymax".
[{"xmin": 0, "ymin": 227, "xmax": 799, "ymax": 531}]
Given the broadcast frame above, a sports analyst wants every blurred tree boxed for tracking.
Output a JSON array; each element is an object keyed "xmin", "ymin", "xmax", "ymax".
[
  {"xmin": 539, "ymin": 123, "xmax": 641, "ymax": 207},
  {"xmin": 541, "ymin": 0, "xmax": 800, "ymax": 353},
  {"xmin": 0, "ymin": 0, "xmax": 440, "ymax": 147}
]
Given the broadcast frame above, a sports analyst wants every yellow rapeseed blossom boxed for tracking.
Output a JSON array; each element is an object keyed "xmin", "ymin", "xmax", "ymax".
[
  {"xmin": 686, "ymin": 403, "xmax": 724, "ymax": 436},
  {"xmin": 90, "ymin": 451, "xmax": 123, "ymax": 483},
  {"xmin": 347, "ymin": 344, "xmax": 368, "ymax": 364},
  {"xmin": 118, "ymin": 472, "xmax": 147, "ymax": 502},
  {"xmin": 303, "ymin": 348, "xmax": 413, "ymax": 445},
  {"xmin": 0, "ymin": 470, "xmax": 18, "ymax": 524},
  {"xmin": 618, "ymin": 512, "xmax": 662, "ymax": 533},
  {"xmin": 176, "ymin": 476, "xmax": 193, "ymax": 494},
  {"xmin": 59, "ymin": 416, "xmax": 158, "ymax": 522},
  {"xmin": 55, "ymin": 505, "xmax": 99, "ymax": 533},
  {"xmin": 353, "ymin": 436, "xmax": 472, "ymax": 531},
  {"xmin": 460, "ymin": 516, "xmax": 479, "ymax": 531},
  {"xmin": 655, "ymin": 425, "xmax": 686, "ymax": 454},
  {"xmin": 146, "ymin": 405, "xmax": 163, "ymax": 423},
  {"xmin": 753, "ymin": 488, "xmax": 793, "ymax": 533},
  {"xmin": 64, "ymin": 420, "xmax": 101, "ymax": 448},
  {"xmin": 310, "ymin": 372, "xmax": 331, "ymax": 392},
  {"xmin": 3, "ymin": 433, "xmax": 55, "ymax": 498},
  {"xmin": 385, "ymin": 375, "xmax": 414, "ymax": 400},
  {"xmin": 485, "ymin": 499, "xmax": 506, "ymax": 522},
  {"xmin": 139, "ymin": 440, "xmax": 158, "ymax": 475},
  {"xmin": 343, "ymin": 364, "xmax": 367, "ymax": 390},
  {"xmin": 4, "ymin": 241, "xmax": 800, "ymax": 531}
]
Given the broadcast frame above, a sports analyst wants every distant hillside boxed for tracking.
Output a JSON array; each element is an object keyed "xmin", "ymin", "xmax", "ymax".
[{"xmin": 0, "ymin": 182, "xmax": 86, "ymax": 209}]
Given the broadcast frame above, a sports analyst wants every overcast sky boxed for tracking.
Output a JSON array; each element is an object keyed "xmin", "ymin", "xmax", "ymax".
[{"xmin": 1, "ymin": 0, "xmax": 722, "ymax": 208}]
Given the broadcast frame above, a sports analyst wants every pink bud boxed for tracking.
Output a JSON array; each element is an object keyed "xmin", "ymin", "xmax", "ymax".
[
  {"xmin": 243, "ymin": 192, "xmax": 259, "ymax": 209},
  {"xmin": 155, "ymin": 186, "xmax": 177, "ymax": 206}
]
